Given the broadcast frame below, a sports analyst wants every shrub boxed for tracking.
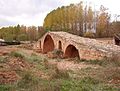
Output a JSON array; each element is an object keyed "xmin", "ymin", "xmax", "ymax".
[
  {"xmin": 43, "ymin": 58, "xmax": 49, "ymax": 69},
  {"xmin": 29, "ymin": 53, "xmax": 42, "ymax": 62},
  {"xmin": 84, "ymin": 31, "xmax": 95, "ymax": 38},
  {"xmin": 79, "ymin": 59, "xmax": 106, "ymax": 66},
  {"xmin": 17, "ymin": 71, "xmax": 39, "ymax": 89},
  {"xmin": 0, "ymin": 85, "xmax": 14, "ymax": 91},
  {"xmin": 10, "ymin": 51, "xmax": 24, "ymax": 59},
  {"xmin": 0, "ymin": 57, "xmax": 7, "ymax": 63},
  {"xmin": 50, "ymin": 67, "xmax": 70, "ymax": 79},
  {"xmin": 51, "ymin": 49, "xmax": 63, "ymax": 58},
  {"xmin": 60, "ymin": 77, "xmax": 117, "ymax": 91},
  {"xmin": 17, "ymin": 34, "xmax": 28, "ymax": 41},
  {"xmin": 105, "ymin": 54, "xmax": 120, "ymax": 67}
]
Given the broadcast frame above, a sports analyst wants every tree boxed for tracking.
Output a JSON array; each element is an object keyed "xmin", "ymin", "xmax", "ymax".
[
  {"xmin": 17, "ymin": 34, "xmax": 28, "ymax": 41},
  {"xmin": 96, "ymin": 5, "xmax": 110, "ymax": 37},
  {"xmin": 87, "ymin": 6, "xmax": 94, "ymax": 30},
  {"xmin": 77, "ymin": 2, "xmax": 84, "ymax": 36},
  {"xmin": 43, "ymin": 3, "xmax": 112, "ymax": 38},
  {"xmin": 27, "ymin": 26, "xmax": 37, "ymax": 41}
]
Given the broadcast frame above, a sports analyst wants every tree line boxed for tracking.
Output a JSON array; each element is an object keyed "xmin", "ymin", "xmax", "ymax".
[
  {"xmin": 0, "ymin": 2, "xmax": 120, "ymax": 41},
  {"xmin": 43, "ymin": 2, "xmax": 120, "ymax": 38},
  {"xmin": 0, "ymin": 25, "xmax": 45, "ymax": 42}
]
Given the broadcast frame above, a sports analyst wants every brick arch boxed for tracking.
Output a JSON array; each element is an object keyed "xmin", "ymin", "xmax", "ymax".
[
  {"xmin": 43, "ymin": 34, "xmax": 55, "ymax": 53},
  {"xmin": 39, "ymin": 41, "xmax": 41, "ymax": 49},
  {"xmin": 64, "ymin": 44, "xmax": 80, "ymax": 58}
]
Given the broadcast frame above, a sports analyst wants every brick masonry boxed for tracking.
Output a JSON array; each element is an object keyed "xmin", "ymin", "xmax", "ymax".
[{"xmin": 34, "ymin": 32, "xmax": 120, "ymax": 60}]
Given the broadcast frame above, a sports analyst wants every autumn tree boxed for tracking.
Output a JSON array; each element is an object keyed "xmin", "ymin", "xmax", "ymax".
[
  {"xmin": 96, "ymin": 5, "xmax": 110, "ymax": 37},
  {"xmin": 27, "ymin": 26, "xmax": 37, "ymax": 41}
]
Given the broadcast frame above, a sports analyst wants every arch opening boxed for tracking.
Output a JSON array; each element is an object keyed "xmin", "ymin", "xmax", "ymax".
[
  {"xmin": 65, "ymin": 45, "xmax": 79, "ymax": 58},
  {"xmin": 58, "ymin": 41, "xmax": 62, "ymax": 50},
  {"xmin": 39, "ymin": 41, "xmax": 41, "ymax": 49},
  {"xmin": 43, "ymin": 35, "xmax": 55, "ymax": 53}
]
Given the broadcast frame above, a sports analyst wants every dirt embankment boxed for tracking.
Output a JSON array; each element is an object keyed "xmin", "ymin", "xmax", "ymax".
[
  {"xmin": 0, "ymin": 46, "xmax": 26, "ymax": 84},
  {"xmin": 0, "ymin": 45, "xmax": 120, "ymax": 89}
]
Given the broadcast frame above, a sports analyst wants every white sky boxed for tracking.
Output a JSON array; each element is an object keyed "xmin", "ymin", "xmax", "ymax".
[{"xmin": 0, "ymin": 0, "xmax": 120, "ymax": 27}]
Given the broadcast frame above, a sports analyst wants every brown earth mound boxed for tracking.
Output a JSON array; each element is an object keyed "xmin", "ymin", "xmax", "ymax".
[
  {"xmin": 7, "ymin": 57, "xmax": 33, "ymax": 71},
  {"xmin": 0, "ymin": 71, "xmax": 20, "ymax": 84},
  {"xmin": 0, "ymin": 51, "xmax": 9, "ymax": 56}
]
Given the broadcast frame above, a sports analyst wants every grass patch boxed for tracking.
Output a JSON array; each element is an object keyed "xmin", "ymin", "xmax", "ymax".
[
  {"xmin": 60, "ymin": 77, "xmax": 118, "ymax": 91},
  {"xmin": 50, "ymin": 68, "xmax": 70, "ymax": 80},
  {"xmin": 0, "ymin": 85, "xmax": 10, "ymax": 91},
  {"xmin": 0, "ymin": 77, "xmax": 118, "ymax": 91},
  {"xmin": 17, "ymin": 71, "xmax": 39, "ymax": 89},
  {"xmin": 0, "ymin": 84, "xmax": 15, "ymax": 91},
  {"xmin": 73, "ymin": 53, "xmax": 120, "ymax": 67},
  {"xmin": 10, "ymin": 51, "xmax": 43, "ymax": 63},
  {"xmin": 4, "ymin": 50, "xmax": 119, "ymax": 91},
  {"xmin": 80, "ymin": 59, "xmax": 106, "ymax": 66},
  {"xmin": 79, "ymin": 57, "xmax": 120, "ymax": 67},
  {"xmin": 0, "ymin": 56, "xmax": 8, "ymax": 63},
  {"xmin": 10, "ymin": 51, "xmax": 24, "ymax": 59}
]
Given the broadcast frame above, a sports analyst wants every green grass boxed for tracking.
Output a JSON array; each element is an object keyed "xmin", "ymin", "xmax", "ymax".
[
  {"xmin": 78, "ymin": 58, "xmax": 120, "ymax": 67},
  {"xmin": 79, "ymin": 59, "xmax": 107, "ymax": 66},
  {"xmin": 60, "ymin": 77, "xmax": 118, "ymax": 91},
  {"xmin": 0, "ymin": 56, "xmax": 8, "ymax": 63},
  {"xmin": 5, "ymin": 50, "xmax": 120, "ymax": 91},
  {"xmin": 10, "ymin": 51, "xmax": 24, "ymax": 59},
  {"xmin": 0, "ymin": 85, "xmax": 15, "ymax": 91},
  {"xmin": 10, "ymin": 51, "xmax": 43, "ymax": 63},
  {"xmin": 0, "ymin": 77, "xmax": 118, "ymax": 91},
  {"xmin": 17, "ymin": 71, "xmax": 39, "ymax": 89}
]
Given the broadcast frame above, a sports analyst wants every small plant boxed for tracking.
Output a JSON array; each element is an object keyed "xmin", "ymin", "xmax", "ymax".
[
  {"xmin": 105, "ymin": 54, "xmax": 120, "ymax": 67},
  {"xmin": 50, "ymin": 66, "xmax": 70, "ymax": 79},
  {"xmin": 60, "ymin": 77, "xmax": 117, "ymax": 91},
  {"xmin": 0, "ymin": 85, "xmax": 14, "ymax": 91},
  {"xmin": 51, "ymin": 49, "xmax": 63, "ymax": 58},
  {"xmin": 78, "ymin": 58, "xmax": 113, "ymax": 67},
  {"xmin": 80, "ymin": 76, "xmax": 100, "ymax": 84},
  {"xmin": 17, "ymin": 71, "xmax": 39, "ymax": 89},
  {"xmin": 43, "ymin": 58, "xmax": 49, "ymax": 69},
  {"xmin": 31, "ymin": 53, "xmax": 37, "ymax": 56},
  {"xmin": 84, "ymin": 31, "xmax": 95, "ymax": 38},
  {"xmin": 0, "ymin": 57, "xmax": 8, "ymax": 63},
  {"xmin": 10, "ymin": 51, "xmax": 24, "ymax": 59}
]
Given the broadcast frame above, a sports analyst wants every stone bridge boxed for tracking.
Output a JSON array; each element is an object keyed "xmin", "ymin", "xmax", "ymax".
[{"xmin": 34, "ymin": 32, "xmax": 120, "ymax": 60}]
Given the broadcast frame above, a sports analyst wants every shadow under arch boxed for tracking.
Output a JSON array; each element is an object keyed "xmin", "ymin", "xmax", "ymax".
[
  {"xmin": 58, "ymin": 41, "xmax": 62, "ymax": 50},
  {"xmin": 64, "ymin": 44, "xmax": 80, "ymax": 58},
  {"xmin": 43, "ymin": 34, "xmax": 55, "ymax": 53}
]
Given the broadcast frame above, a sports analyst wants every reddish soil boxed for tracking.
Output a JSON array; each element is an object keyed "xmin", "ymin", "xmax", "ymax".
[
  {"xmin": 48, "ymin": 60, "xmax": 100, "ymax": 71},
  {"xmin": 7, "ymin": 57, "xmax": 33, "ymax": 71},
  {"xmin": 0, "ymin": 71, "xmax": 20, "ymax": 84},
  {"xmin": 0, "ymin": 46, "xmax": 18, "ymax": 56}
]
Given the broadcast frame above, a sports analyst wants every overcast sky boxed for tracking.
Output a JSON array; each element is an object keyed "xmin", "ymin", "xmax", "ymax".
[{"xmin": 0, "ymin": 0, "xmax": 120, "ymax": 27}]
